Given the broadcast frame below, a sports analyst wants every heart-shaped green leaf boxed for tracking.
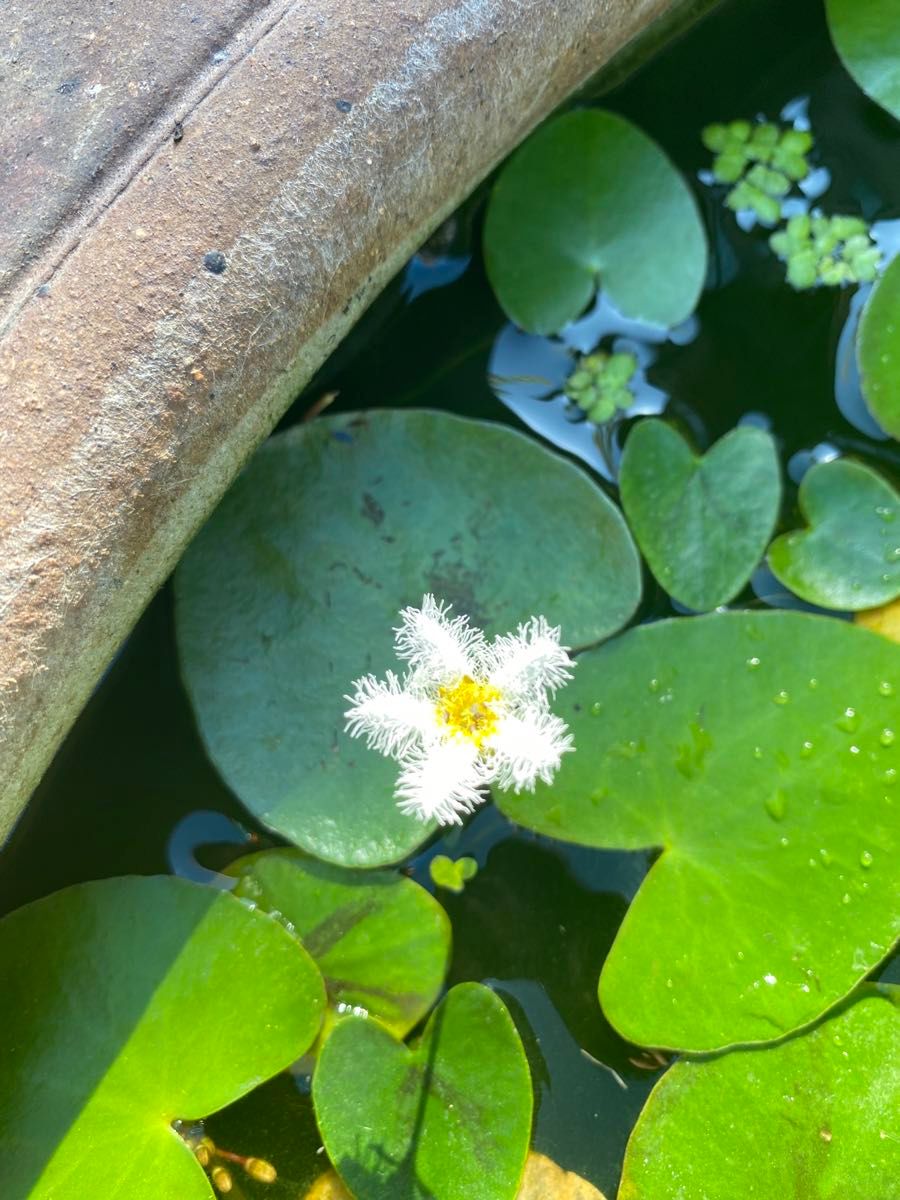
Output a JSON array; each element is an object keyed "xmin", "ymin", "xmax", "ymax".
[
  {"xmin": 826, "ymin": 0, "xmax": 900, "ymax": 121},
  {"xmin": 176, "ymin": 410, "xmax": 640, "ymax": 868},
  {"xmin": 858, "ymin": 252, "xmax": 900, "ymax": 440},
  {"xmin": 497, "ymin": 611, "xmax": 900, "ymax": 1052},
  {"xmin": 619, "ymin": 986, "xmax": 900, "ymax": 1199},
  {"xmin": 768, "ymin": 458, "xmax": 900, "ymax": 610},
  {"xmin": 228, "ymin": 849, "xmax": 450, "ymax": 1040},
  {"xmin": 619, "ymin": 420, "xmax": 782, "ymax": 611},
  {"xmin": 0, "ymin": 876, "xmax": 325, "ymax": 1200},
  {"xmin": 483, "ymin": 110, "xmax": 708, "ymax": 335},
  {"xmin": 313, "ymin": 982, "xmax": 532, "ymax": 1200}
]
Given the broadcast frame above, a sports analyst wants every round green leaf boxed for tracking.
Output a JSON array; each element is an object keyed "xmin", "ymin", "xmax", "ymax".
[
  {"xmin": 0, "ymin": 876, "xmax": 325, "ymax": 1200},
  {"xmin": 619, "ymin": 986, "xmax": 900, "ymax": 1199},
  {"xmin": 313, "ymin": 982, "xmax": 533, "ymax": 1200},
  {"xmin": 497, "ymin": 611, "xmax": 900, "ymax": 1052},
  {"xmin": 483, "ymin": 109, "xmax": 708, "ymax": 335},
  {"xmin": 768, "ymin": 458, "xmax": 900, "ymax": 610},
  {"xmin": 175, "ymin": 409, "xmax": 641, "ymax": 867},
  {"xmin": 827, "ymin": 0, "xmax": 900, "ymax": 122},
  {"xmin": 858, "ymin": 252, "xmax": 900, "ymax": 439},
  {"xmin": 228, "ymin": 849, "xmax": 450, "ymax": 1039},
  {"xmin": 619, "ymin": 420, "xmax": 782, "ymax": 611}
]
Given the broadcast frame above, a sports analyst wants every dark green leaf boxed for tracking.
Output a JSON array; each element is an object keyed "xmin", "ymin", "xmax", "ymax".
[
  {"xmin": 483, "ymin": 110, "xmax": 707, "ymax": 335},
  {"xmin": 228, "ymin": 849, "xmax": 450, "ymax": 1039},
  {"xmin": 313, "ymin": 982, "xmax": 532, "ymax": 1200},
  {"xmin": 176, "ymin": 410, "xmax": 640, "ymax": 867},
  {"xmin": 619, "ymin": 420, "xmax": 781, "ymax": 610},
  {"xmin": 768, "ymin": 458, "xmax": 900, "ymax": 610},
  {"xmin": 497, "ymin": 612, "xmax": 900, "ymax": 1051},
  {"xmin": 0, "ymin": 876, "xmax": 325, "ymax": 1199}
]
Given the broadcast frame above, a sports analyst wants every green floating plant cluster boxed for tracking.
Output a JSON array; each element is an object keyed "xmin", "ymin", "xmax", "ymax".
[
  {"xmin": 704, "ymin": 115, "xmax": 883, "ymax": 294},
  {"xmin": 564, "ymin": 350, "xmax": 637, "ymax": 423},
  {"xmin": 769, "ymin": 212, "xmax": 881, "ymax": 289},
  {"xmin": 702, "ymin": 119, "xmax": 813, "ymax": 224}
]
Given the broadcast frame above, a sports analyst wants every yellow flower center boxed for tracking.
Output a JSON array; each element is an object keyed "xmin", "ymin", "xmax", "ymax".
[{"xmin": 437, "ymin": 675, "xmax": 501, "ymax": 748}]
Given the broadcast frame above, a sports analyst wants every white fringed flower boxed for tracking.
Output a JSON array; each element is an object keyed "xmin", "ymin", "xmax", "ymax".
[{"xmin": 345, "ymin": 595, "xmax": 575, "ymax": 825}]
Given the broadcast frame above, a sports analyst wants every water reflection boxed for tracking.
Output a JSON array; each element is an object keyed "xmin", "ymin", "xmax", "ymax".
[
  {"xmin": 494, "ymin": 980, "xmax": 660, "ymax": 1198},
  {"xmin": 487, "ymin": 292, "xmax": 694, "ymax": 481}
]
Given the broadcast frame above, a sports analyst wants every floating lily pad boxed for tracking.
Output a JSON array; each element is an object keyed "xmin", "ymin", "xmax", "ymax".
[
  {"xmin": 619, "ymin": 420, "xmax": 781, "ymax": 610},
  {"xmin": 0, "ymin": 876, "xmax": 325, "ymax": 1200},
  {"xmin": 176, "ymin": 410, "xmax": 641, "ymax": 867},
  {"xmin": 858, "ymin": 253, "xmax": 900, "ymax": 439},
  {"xmin": 619, "ymin": 986, "xmax": 900, "ymax": 1199},
  {"xmin": 768, "ymin": 458, "xmax": 900, "ymax": 610},
  {"xmin": 497, "ymin": 611, "xmax": 900, "ymax": 1052},
  {"xmin": 313, "ymin": 982, "xmax": 533, "ymax": 1200},
  {"xmin": 228, "ymin": 849, "xmax": 450, "ymax": 1039},
  {"xmin": 827, "ymin": 0, "xmax": 900, "ymax": 122},
  {"xmin": 483, "ymin": 110, "xmax": 707, "ymax": 335}
]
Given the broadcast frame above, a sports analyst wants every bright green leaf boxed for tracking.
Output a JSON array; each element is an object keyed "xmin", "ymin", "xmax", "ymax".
[
  {"xmin": 313, "ymin": 982, "xmax": 533, "ymax": 1200},
  {"xmin": 429, "ymin": 854, "xmax": 479, "ymax": 893},
  {"xmin": 858, "ymin": 252, "xmax": 900, "ymax": 439},
  {"xmin": 619, "ymin": 420, "xmax": 782, "ymax": 611},
  {"xmin": 768, "ymin": 458, "xmax": 900, "ymax": 610},
  {"xmin": 619, "ymin": 986, "xmax": 900, "ymax": 1199},
  {"xmin": 497, "ymin": 612, "xmax": 900, "ymax": 1052},
  {"xmin": 0, "ymin": 876, "xmax": 325, "ymax": 1200},
  {"xmin": 228, "ymin": 849, "xmax": 450, "ymax": 1039},
  {"xmin": 176, "ymin": 410, "xmax": 641, "ymax": 868},
  {"xmin": 483, "ymin": 110, "xmax": 707, "ymax": 335},
  {"xmin": 827, "ymin": 0, "xmax": 900, "ymax": 122}
]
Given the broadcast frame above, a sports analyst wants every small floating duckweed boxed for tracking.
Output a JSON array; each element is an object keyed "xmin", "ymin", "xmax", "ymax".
[
  {"xmin": 564, "ymin": 350, "xmax": 637, "ymax": 423},
  {"xmin": 769, "ymin": 213, "xmax": 881, "ymax": 290},
  {"xmin": 429, "ymin": 854, "xmax": 479, "ymax": 894},
  {"xmin": 702, "ymin": 120, "xmax": 813, "ymax": 224}
]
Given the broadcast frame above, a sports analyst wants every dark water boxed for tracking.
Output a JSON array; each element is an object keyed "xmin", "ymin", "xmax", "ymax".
[{"xmin": 2, "ymin": 0, "xmax": 899, "ymax": 1195}]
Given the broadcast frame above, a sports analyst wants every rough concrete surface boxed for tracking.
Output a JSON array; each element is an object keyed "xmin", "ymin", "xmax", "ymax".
[{"xmin": 0, "ymin": 0, "xmax": 680, "ymax": 840}]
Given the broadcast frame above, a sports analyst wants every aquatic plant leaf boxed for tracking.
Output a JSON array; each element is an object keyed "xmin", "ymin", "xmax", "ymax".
[
  {"xmin": 619, "ymin": 420, "xmax": 781, "ymax": 611},
  {"xmin": 618, "ymin": 986, "xmax": 900, "ymax": 1199},
  {"xmin": 827, "ymin": 0, "xmax": 900, "ymax": 122},
  {"xmin": 0, "ymin": 876, "xmax": 325, "ymax": 1200},
  {"xmin": 429, "ymin": 853, "xmax": 479, "ymax": 893},
  {"xmin": 306, "ymin": 1152, "xmax": 607, "ymax": 1199},
  {"xmin": 228, "ymin": 849, "xmax": 450, "ymax": 1039},
  {"xmin": 768, "ymin": 459, "xmax": 900, "ymax": 610},
  {"xmin": 497, "ymin": 611, "xmax": 900, "ymax": 1051},
  {"xmin": 312, "ymin": 982, "xmax": 532, "ymax": 1200},
  {"xmin": 483, "ymin": 110, "xmax": 707, "ymax": 335},
  {"xmin": 858, "ymin": 252, "xmax": 900, "ymax": 439},
  {"xmin": 176, "ymin": 410, "xmax": 640, "ymax": 867}
]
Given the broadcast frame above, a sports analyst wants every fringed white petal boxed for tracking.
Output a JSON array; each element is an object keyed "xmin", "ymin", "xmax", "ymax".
[
  {"xmin": 344, "ymin": 670, "xmax": 437, "ymax": 759},
  {"xmin": 488, "ymin": 708, "xmax": 573, "ymax": 792},
  {"xmin": 484, "ymin": 616, "xmax": 574, "ymax": 707},
  {"xmin": 393, "ymin": 593, "xmax": 484, "ymax": 686},
  {"xmin": 395, "ymin": 738, "xmax": 487, "ymax": 825}
]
